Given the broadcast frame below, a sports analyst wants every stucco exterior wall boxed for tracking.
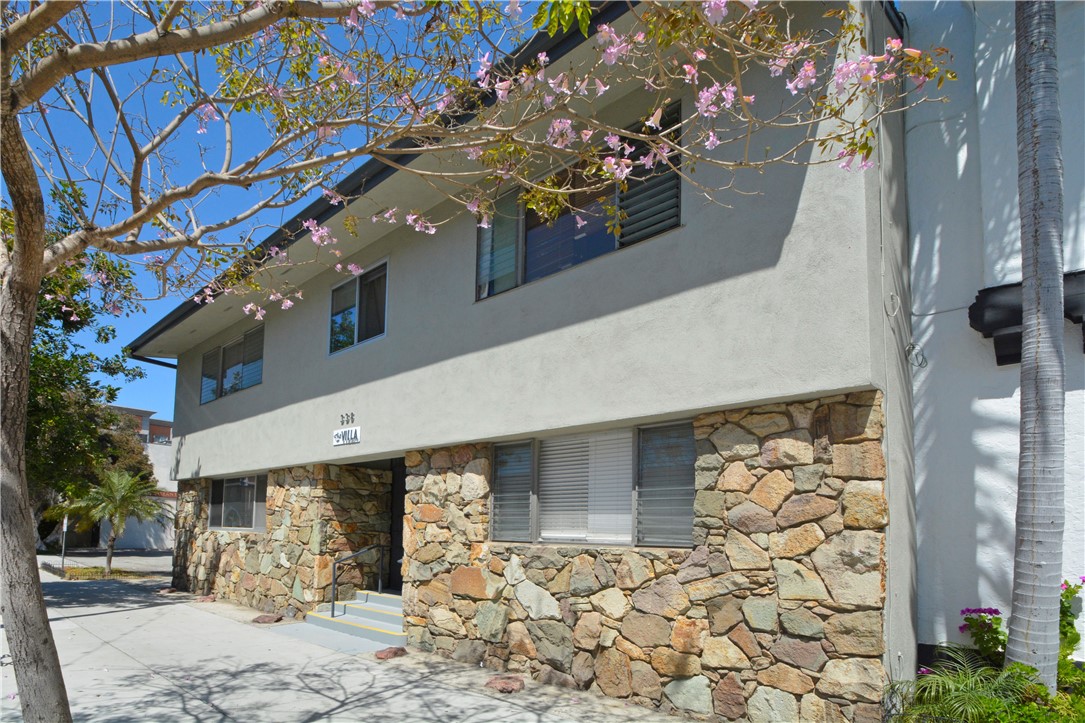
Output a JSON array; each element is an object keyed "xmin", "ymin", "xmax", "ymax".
[
  {"xmin": 401, "ymin": 393, "xmax": 891, "ymax": 722},
  {"xmin": 903, "ymin": 0, "xmax": 1085, "ymax": 655}
]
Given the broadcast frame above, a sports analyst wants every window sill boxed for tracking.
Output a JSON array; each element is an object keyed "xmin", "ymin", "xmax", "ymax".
[{"xmin": 489, "ymin": 540, "xmax": 694, "ymax": 556}]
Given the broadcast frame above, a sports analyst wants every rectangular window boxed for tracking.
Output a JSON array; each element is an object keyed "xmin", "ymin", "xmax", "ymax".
[
  {"xmin": 489, "ymin": 423, "xmax": 693, "ymax": 547},
  {"xmin": 636, "ymin": 424, "xmax": 696, "ymax": 547},
  {"xmin": 329, "ymin": 263, "xmax": 387, "ymax": 352},
  {"xmin": 199, "ymin": 326, "xmax": 263, "ymax": 404},
  {"xmin": 209, "ymin": 475, "xmax": 267, "ymax": 530},
  {"xmin": 491, "ymin": 443, "xmax": 534, "ymax": 542},
  {"xmin": 476, "ymin": 103, "xmax": 681, "ymax": 299}
]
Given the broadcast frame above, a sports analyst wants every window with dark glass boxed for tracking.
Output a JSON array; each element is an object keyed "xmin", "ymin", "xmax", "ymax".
[
  {"xmin": 476, "ymin": 103, "xmax": 681, "ymax": 299},
  {"xmin": 199, "ymin": 326, "xmax": 263, "ymax": 404},
  {"xmin": 209, "ymin": 475, "xmax": 268, "ymax": 529},
  {"xmin": 329, "ymin": 263, "xmax": 387, "ymax": 353},
  {"xmin": 489, "ymin": 422, "xmax": 694, "ymax": 547}
]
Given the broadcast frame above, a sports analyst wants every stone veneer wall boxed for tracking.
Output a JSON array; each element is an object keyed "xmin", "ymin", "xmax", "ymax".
[
  {"xmin": 402, "ymin": 391, "xmax": 890, "ymax": 722},
  {"xmin": 173, "ymin": 463, "xmax": 391, "ymax": 617}
]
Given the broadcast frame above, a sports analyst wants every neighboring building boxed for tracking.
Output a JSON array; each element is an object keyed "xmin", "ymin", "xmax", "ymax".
[
  {"xmin": 99, "ymin": 405, "xmax": 178, "ymax": 550},
  {"xmin": 902, "ymin": 0, "xmax": 1084, "ymax": 659},
  {"xmin": 127, "ymin": 1, "xmax": 1083, "ymax": 718}
]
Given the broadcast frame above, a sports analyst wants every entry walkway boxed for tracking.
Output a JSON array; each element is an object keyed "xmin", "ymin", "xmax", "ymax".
[{"xmin": 0, "ymin": 567, "xmax": 673, "ymax": 722}]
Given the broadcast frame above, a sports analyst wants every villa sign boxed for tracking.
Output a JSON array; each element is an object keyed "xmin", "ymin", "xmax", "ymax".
[{"xmin": 332, "ymin": 426, "xmax": 360, "ymax": 446}]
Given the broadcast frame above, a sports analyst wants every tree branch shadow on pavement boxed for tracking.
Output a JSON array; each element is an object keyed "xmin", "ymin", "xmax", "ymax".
[
  {"xmin": 67, "ymin": 652, "xmax": 668, "ymax": 723},
  {"xmin": 38, "ymin": 578, "xmax": 188, "ymax": 622}
]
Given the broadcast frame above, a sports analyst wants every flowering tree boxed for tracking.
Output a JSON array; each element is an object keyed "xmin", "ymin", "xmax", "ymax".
[{"xmin": 0, "ymin": 1, "xmax": 951, "ymax": 719}]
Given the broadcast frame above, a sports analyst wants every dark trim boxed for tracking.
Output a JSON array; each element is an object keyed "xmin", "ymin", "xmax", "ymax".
[
  {"xmin": 129, "ymin": 353, "xmax": 178, "ymax": 370},
  {"xmin": 880, "ymin": 1, "xmax": 907, "ymax": 38},
  {"xmin": 128, "ymin": 3, "xmax": 632, "ymax": 358},
  {"xmin": 967, "ymin": 270, "xmax": 1085, "ymax": 365}
]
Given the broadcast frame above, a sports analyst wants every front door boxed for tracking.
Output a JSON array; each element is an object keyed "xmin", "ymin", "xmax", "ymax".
[{"xmin": 387, "ymin": 458, "xmax": 406, "ymax": 591}]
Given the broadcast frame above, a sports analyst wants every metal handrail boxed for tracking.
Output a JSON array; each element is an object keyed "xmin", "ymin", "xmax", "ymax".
[{"xmin": 330, "ymin": 544, "xmax": 390, "ymax": 618}]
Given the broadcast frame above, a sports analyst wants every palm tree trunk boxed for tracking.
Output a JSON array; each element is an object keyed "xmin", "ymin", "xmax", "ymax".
[
  {"xmin": 106, "ymin": 529, "xmax": 117, "ymax": 576},
  {"xmin": 0, "ymin": 45, "xmax": 74, "ymax": 723},
  {"xmin": 1006, "ymin": 0, "xmax": 1065, "ymax": 693}
]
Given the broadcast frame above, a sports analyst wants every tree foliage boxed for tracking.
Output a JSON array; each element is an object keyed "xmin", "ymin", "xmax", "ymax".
[{"xmin": 57, "ymin": 469, "xmax": 168, "ymax": 575}]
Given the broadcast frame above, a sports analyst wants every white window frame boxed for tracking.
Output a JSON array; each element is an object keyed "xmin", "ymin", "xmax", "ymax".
[
  {"xmin": 208, "ymin": 475, "xmax": 268, "ymax": 531},
  {"xmin": 489, "ymin": 421, "xmax": 695, "ymax": 548},
  {"xmin": 328, "ymin": 259, "xmax": 389, "ymax": 356},
  {"xmin": 199, "ymin": 325, "xmax": 264, "ymax": 405}
]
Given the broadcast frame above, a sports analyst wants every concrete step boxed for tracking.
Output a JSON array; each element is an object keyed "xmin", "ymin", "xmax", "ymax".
[{"xmin": 305, "ymin": 591, "xmax": 406, "ymax": 648}]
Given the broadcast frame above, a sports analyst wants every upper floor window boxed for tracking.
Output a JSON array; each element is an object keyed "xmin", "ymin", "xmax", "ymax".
[
  {"xmin": 200, "ymin": 326, "xmax": 263, "ymax": 404},
  {"xmin": 330, "ymin": 263, "xmax": 387, "ymax": 353},
  {"xmin": 490, "ymin": 421, "xmax": 695, "ymax": 547},
  {"xmin": 209, "ymin": 475, "xmax": 267, "ymax": 530},
  {"xmin": 477, "ymin": 103, "xmax": 681, "ymax": 300}
]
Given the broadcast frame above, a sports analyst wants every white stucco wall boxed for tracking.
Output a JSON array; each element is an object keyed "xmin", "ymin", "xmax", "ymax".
[
  {"xmin": 168, "ymin": 132, "xmax": 893, "ymax": 479},
  {"xmin": 904, "ymin": 0, "xmax": 1085, "ymax": 656}
]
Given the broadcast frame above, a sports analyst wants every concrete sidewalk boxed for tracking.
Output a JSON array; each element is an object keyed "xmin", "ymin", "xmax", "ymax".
[
  {"xmin": 37, "ymin": 549, "xmax": 174, "ymax": 575},
  {"xmin": 0, "ymin": 570, "xmax": 674, "ymax": 722}
]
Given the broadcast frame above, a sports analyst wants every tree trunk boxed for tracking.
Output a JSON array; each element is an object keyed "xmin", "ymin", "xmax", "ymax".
[
  {"xmin": 1006, "ymin": 0, "xmax": 1065, "ymax": 692},
  {"xmin": 105, "ymin": 529, "xmax": 117, "ymax": 576},
  {"xmin": 1, "ymin": 44, "xmax": 73, "ymax": 723}
]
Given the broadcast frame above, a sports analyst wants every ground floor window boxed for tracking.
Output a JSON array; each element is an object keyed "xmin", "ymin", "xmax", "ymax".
[
  {"xmin": 491, "ymin": 422, "xmax": 694, "ymax": 547},
  {"xmin": 209, "ymin": 475, "xmax": 268, "ymax": 530}
]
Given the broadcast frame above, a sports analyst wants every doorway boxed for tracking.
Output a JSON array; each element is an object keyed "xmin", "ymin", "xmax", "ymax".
[{"xmin": 387, "ymin": 458, "xmax": 406, "ymax": 592}]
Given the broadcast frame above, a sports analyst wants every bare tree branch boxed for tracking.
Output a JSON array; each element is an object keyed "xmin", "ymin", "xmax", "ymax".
[
  {"xmin": 7, "ymin": 0, "xmax": 365, "ymax": 112},
  {"xmin": 0, "ymin": 0, "xmax": 80, "ymax": 55}
]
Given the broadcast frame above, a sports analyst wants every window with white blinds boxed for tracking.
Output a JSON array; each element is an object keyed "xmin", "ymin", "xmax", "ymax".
[
  {"xmin": 490, "ymin": 425, "xmax": 692, "ymax": 547},
  {"xmin": 199, "ymin": 326, "xmax": 264, "ymax": 404}
]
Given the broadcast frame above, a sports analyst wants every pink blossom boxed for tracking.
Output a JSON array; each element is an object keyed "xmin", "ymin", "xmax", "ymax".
[
  {"xmin": 323, "ymin": 188, "xmax": 345, "ymax": 205},
  {"xmin": 504, "ymin": 0, "xmax": 522, "ymax": 20},
  {"xmin": 345, "ymin": 7, "xmax": 361, "ymax": 30},
  {"xmin": 602, "ymin": 41, "xmax": 631, "ymax": 66},
  {"xmin": 270, "ymin": 291, "xmax": 283, "ymax": 301},
  {"xmin": 903, "ymin": 48, "xmax": 922, "ymax": 59},
  {"xmin": 195, "ymin": 103, "xmax": 220, "ymax": 134},
  {"xmin": 575, "ymin": 215, "xmax": 587, "ymax": 229},
  {"xmin": 595, "ymin": 79, "xmax": 609, "ymax": 97},
  {"xmin": 466, "ymin": 197, "xmax": 481, "ymax": 214},
  {"xmin": 302, "ymin": 218, "xmax": 335, "ymax": 246},
  {"xmin": 645, "ymin": 106, "xmax": 663, "ymax": 129},
  {"xmin": 243, "ymin": 302, "xmax": 256, "ymax": 315},
  {"xmin": 281, "ymin": 299, "xmax": 294, "ymax": 310},
  {"xmin": 696, "ymin": 83, "xmax": 723, "ymax": 117},
  {"xmin": 605, "ymin": 133, "xmax": 621, "ymax": 150},
  {"xmin": 832, "ymin": 61, "xmax": 859, "ymax": 95},
  {"xmin": 537, "ymin": 52, "xmax": 549, "ymax": 67},
  {"xmin": 495, "ymin": 80, "xmax": 513, "ymax": 103},
  {"xmin": 478, "ymin": 214, "xmax": 491, "ymax": 229},
  {"xmin": 339, "ymin": 66, "xmax": 360, "ymax": 85},
  {"xmin": 596, "ymin": 24, "xmax": 619, "ymax": 46},
  {"xmin": 580, "ymin": 129, "xmax": 594, "ymax": 143},
  {"xmin": 465, "ymin": 146, "xmax": 483, "ymax": 161},
  {"xmin": 254, "ymin": 307, "xmax": 266, "ymax": 320},
  {"xmin": 602, "ymin": 156, "xmax": 633, "ymax": 181},
  {"xmin": 702, "ymin": 0, "xmax": 728, "ymax": 25},
  {"xmin": 705, "ymin": 131, "xmax": 721, "ymax": 150},
  {"xmin": 406, "ymin": 212, "xmax": 436, "ymax": 234},
  {"xmin": 316, "ymin": 125, "xmax": 335, "ymax": 140},
  {"xmin": 682, "ymin": 64, "xmax": 699, "ymax": 84},
  {"xmin": 348, "ymin": 263, "xmax": 364, "ymax": 276},
  {"xmin": 692, "ymin": 49, "xmax": 707, "ymax": 61},
  {"xmin": 786, "ymin": 60, "xmax": 817, "ymax": 95},
  {"xmin": 547, "ymin": 118, "xmax": 575, "ymax": 149},
  {"xmin": 721, "ymin": 83, "xmax": 737, "ymax": 108},
  {"xmin": 886, "ymin": 37, "xmax": 903, "ymax": 53},
  {"xmin": 477, "ymin": 52, "xmax": 492, "ymax": 83}
]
